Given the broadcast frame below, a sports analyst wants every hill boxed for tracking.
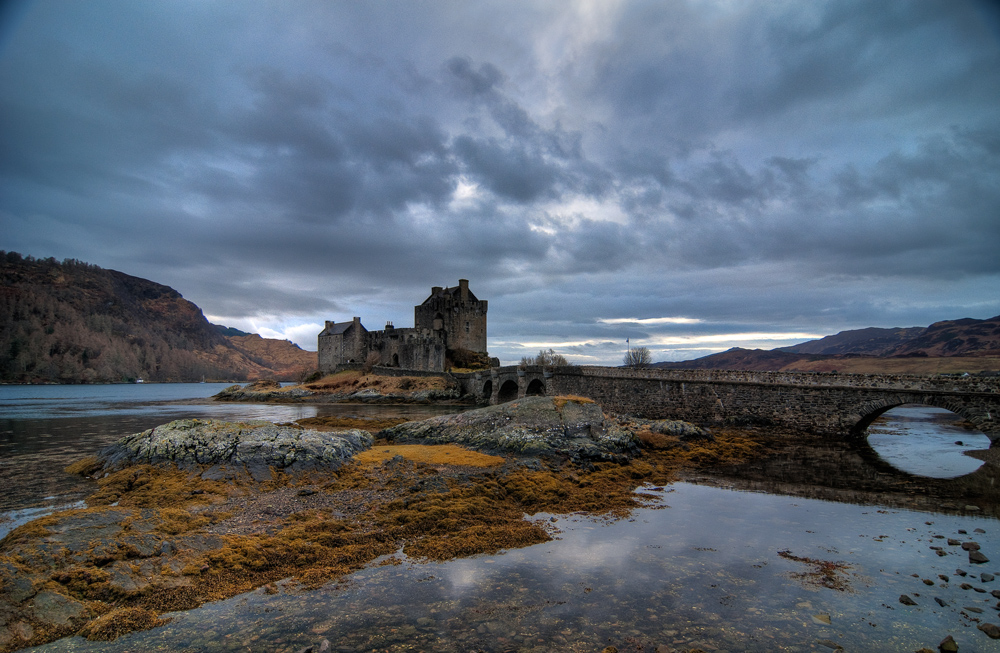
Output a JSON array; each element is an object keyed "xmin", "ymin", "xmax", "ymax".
[
  {"xmin": 776, "ymin": 326, "xmax": 925, "ymax": 356},
  {"xmin": 654, "ymin": 314, "xmax": 1000, "ymax": 374},
  {"xmin": 0, "ymin": 252, "xmax": 316, "ymax": 383}
]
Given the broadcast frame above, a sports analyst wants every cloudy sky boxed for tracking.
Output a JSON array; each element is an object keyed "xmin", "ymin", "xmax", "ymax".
[{"xmin": 2, "ymin": 1, "xmax": 999, "ymax": 365}]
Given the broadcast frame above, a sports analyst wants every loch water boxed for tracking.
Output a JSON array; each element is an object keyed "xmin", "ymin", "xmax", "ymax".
[{"xmin": 2, "ymin": 384, "xmax": 998, "ymax": 652}]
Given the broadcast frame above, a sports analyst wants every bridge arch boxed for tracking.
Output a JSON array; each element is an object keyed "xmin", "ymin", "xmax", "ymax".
[
  {"xmin": 497, "ymin": 379, "xmax": 519, "ymax": 403},
  {"xmin": 850, "ymin": 396, "xmax": 989, "ymax": 441},
  {"xmin": 482, "ymin": 380, "xmax": 493, "ymax": 403},
  {"xmin": 525, "ymin": 378, "xmax": 545, "ymax": 396}
]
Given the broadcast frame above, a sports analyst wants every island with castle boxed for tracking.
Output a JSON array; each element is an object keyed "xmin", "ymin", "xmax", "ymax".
[{"xmin": 318, "ymin": 279, "xmax": 490, "ymax": 374}]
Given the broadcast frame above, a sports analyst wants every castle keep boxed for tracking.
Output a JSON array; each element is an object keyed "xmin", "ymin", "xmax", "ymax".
[{"xmin": 318, "ymin": 279, "xmax": 488, "ymax": 373}]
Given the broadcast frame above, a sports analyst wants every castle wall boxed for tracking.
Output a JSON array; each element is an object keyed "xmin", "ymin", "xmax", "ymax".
[
  {"xmin": 413, "ymin": 279, "xmax": 487, "ymax": 353},
  {"xmin": 319, "ymin": 281, "xmax": 486, "ymax": 374},
  {"xmin": 367, "ymin": 328, "xmax": 447, "ymax": 372}
]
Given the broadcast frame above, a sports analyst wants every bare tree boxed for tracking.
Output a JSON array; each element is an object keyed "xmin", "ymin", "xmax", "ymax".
[
  {"xmin": 623, "ymin": 346, "xmax": 652, "ymax": 369},
  {"xmin": 362, "ymin": 351, "xmax": 381, "ymax": 374},
  {"xmin": 520, "ymin": 348, "xmax": 570, "ymax": 366}
]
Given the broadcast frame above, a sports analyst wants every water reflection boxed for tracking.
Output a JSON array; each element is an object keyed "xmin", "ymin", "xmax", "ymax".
[
  {"xmin": 866, "ymin": 404, "xmax": 991, "ymax": 478},
  {"xmin": 25, "ymin": 483, "xmax": 1000, "ymax": 653}
]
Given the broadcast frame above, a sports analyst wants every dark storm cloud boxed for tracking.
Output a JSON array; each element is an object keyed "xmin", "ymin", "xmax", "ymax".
[{"xmin": 1, "ymin": 0, "xmax": 998, "ymax": 363}]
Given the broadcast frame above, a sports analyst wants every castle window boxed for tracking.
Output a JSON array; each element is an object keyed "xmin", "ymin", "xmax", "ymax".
[{"xmin": 465, "ymin": 321, "xmax": 470, "ymax": 333}]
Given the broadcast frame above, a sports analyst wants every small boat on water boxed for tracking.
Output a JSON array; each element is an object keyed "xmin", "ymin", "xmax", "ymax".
[{"xmin": 135, "ymin": 378, "xmax": 144, "ymax": 384}]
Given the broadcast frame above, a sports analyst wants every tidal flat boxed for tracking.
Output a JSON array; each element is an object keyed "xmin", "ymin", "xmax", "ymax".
[{"xmin": 1, "ymin": 385, "xmax": 999, "ymax": 652}]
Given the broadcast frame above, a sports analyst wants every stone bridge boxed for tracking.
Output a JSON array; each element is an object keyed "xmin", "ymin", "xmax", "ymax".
[{"xmin": 454, "ymin": 366, "xmax": 1000, "ymax": 442}]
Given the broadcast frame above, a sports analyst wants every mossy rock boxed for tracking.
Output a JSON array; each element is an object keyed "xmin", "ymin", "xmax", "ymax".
[
  {"xmin": 96, "ymin": 419, "xmax": 372, "ymax": 480},
  {"xmin": 378, "ymin": 396, "xmax": 638, "ymax": 463}
]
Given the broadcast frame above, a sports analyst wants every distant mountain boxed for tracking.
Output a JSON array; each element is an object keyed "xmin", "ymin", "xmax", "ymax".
[
  {"xmin": 653, "ymin": 314, "xmax": 1000, "ymax": 373},
  {"xmin": 777, "ymin": 326, "xmax": 925, "ymax": 356},
  {"xmin": 885, "ymin": 316, "xmax": 1000, "ymax": 357},
  {"xmin": 654, "ymin": 348, "xmax": 813, "ymax": 371},
  {"xmin": 0, "ymin": 252, "xmax": 316, "ymax": 383}
]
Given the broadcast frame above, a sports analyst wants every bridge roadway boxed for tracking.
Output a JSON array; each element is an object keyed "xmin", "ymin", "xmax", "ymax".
[{"xmin": 453, "ymin": 366, "xmax": 1000, "ymax": 442}]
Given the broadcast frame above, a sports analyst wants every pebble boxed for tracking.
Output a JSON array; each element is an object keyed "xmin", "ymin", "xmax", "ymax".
[
  {"xmin": 939, "ymin": 634, "xmax": 958, "ymax": 652},
  {"xmin": 978, "ymin": 623, "xmax": 1000, "ymax": 639},
  {"xmin": 957, "ymin": 569, "xmax": 968, "ymax": 576},
  {"xmin": 962, "ymin": 542, "xmax": 981, "ymax": 551},
  {"xmin": 924, "ymin": 579, "xmax": 935, "ymax": 586},
  {"xmin": 935, "ymin": 597, "xmax": 949, "ymax": 607},
  {"xmin": 970, "ymin": 551, "xmax": 990, "ymax": 564},
  {"xmin": 964, "ymin": 606, "xmax": 984, "ymax": 614},
  {"xmin": 982, "ymin": 573, "xmax": 994, "ymax": 583},
  {"xmin": 899, "ymin": 594, "xmax": 917, "ymax": 606}
]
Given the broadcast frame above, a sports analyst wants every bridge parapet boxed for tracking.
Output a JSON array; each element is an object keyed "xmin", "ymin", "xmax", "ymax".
[
  {"xmin": 470, "ymin": 365, "xmax": 999, "ymax": 441},
  {"xmin": 562, "ymin": 366, "xmax": 1000, "ymax": 394}
]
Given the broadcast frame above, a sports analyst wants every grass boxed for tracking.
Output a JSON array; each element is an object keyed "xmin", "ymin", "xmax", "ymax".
[{"xmin": 298, "ymin": 370, "xmax": 454, "ymax": 395}]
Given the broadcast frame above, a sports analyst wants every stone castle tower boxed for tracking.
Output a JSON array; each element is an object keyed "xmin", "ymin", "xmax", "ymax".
[{"xmin": 318, "ymin": 280, "xmax": 488, "ymax": 373}]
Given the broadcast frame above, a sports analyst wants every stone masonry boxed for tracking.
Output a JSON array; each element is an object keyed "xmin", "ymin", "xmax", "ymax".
[{"xmin": 318, "ymin": 280, "xmax": 488, "ymax": 374}]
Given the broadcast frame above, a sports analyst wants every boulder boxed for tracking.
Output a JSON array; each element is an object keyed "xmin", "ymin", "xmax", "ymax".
[
  {"xmin": 378, "ymin": 396, "xmax": 638, "ymax": 464},
  {"xmin": 96, "ymin": 419, "xmax": 372, "ymax": 480}
]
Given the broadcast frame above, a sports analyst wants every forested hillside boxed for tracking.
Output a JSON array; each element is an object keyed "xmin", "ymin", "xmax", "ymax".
[{"xmin": 0, "ymin": 252, "xmax": 315, "ymax": 383}]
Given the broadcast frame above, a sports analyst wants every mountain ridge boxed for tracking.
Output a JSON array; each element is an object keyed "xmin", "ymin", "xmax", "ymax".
[
  {"xmin": 654, "ymin": 314, "xmax": 1000, "ymax": 374},
  {"xmin": 0, "ymin": 252, "xmax": 316, "ymax": 383}
]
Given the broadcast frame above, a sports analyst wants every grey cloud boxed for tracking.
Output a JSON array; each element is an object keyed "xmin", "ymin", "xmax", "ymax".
[
  {"xmin": 1, "ymin": 0, "xmax": 998, "ymax": 363},
  {"xmin": 445, "ymin": 56, "xmax": 506, "ymax": 97}
]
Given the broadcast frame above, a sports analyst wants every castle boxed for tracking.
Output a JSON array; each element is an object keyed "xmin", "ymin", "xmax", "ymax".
[{"xmin": 318, "ymin": 279, "xmax": 488, "ymax": 373}]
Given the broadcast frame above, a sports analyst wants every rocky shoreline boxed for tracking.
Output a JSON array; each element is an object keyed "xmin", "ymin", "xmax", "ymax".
[
  {"xmin": 0, "ymin": 396, "xmax": 735, "ymax": 652},
  {"xmin": 213, "ymin": 376, "xmax": 466, "ymax": 404}
]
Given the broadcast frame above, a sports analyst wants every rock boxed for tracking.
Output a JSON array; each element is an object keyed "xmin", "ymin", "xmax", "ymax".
[
  {"xmin": 815, "ymin": 640, "xmax": 843, "ymax": 650},
  {"xmin": 992, "ymin": 590, "xmax": 1000, "ymax": 599},
  {"xmin": 970, "ymin": 551, "xmax": 990, "ymax": 564},
  {"xmin": 939, "ymin": 634, "xmax": 958, "ymax": 652},
  {"xmin": 213, "ymin": 380, "xmax": 314, "ymax": 402},
  {"xmin": 978, "ymin": 622, "xmax": 1000, "ymax": 639},
  {"xmin": 378, "ymin": 396, "xmax": 641, "ymax": 463},
  {"xmin": 95, "ymin": 419, "xmax": 373, "ymax": 478},
  {"xmin": 983, "ymin": 573, "xmax": 995, "ymax": 582},
  {"xmin": 957, "ymin": 569, "xmax": 968, "ymax": 576},
  {"xmin": 812, "ymin": 613, "xmax": 832, "ymax": 625},
  {"xmin": 965, "ymin": 505, "xmax": 981, "ymax": 512},
  {"xmin": 935, "ymin": 597, "xmax": 949, "ymax": 607},
  {"xmin": 961, "ymin": 583, "xmax": 973, "ymax": 590},
  {"xmin": 964, "ymin": 607, "xmax": 984, "ymax": 614},
  {"xmin": 924, "ymin": 579, "xmax": 935, "ymax": 585},
  {"xmin": 962, "ymin": 542, "xmax": 981, "ymax": 551},
  {"xmin": 975, "ymin": 528, "xmax": 986, "ymax": 534},
  {"xmin": 27, "ymin": 590, "xmax": 87, "ymax": 628},
  {"xmin": 937, "ymin": 550, "xmax": 949, "ymax": 556},
  {"xmin": 939, "ymin": 574, "xmax": 950, "ymax": 582},
  {"xmin": 949, "ymin": 539, "xmax": 962, "ymax": 546},
  {"xmin": 900, "ymin": 594, "xmax": 918, "ymax": 606},
  {"xmin": 0, "ymin": 562, "xmax": 36, "ymax": 604}
]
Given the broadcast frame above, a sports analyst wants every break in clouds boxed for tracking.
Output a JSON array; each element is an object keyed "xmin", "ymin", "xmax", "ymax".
[{"xmin": 1, "ymin": 0, "xmax": 999, "ymax": 364}]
